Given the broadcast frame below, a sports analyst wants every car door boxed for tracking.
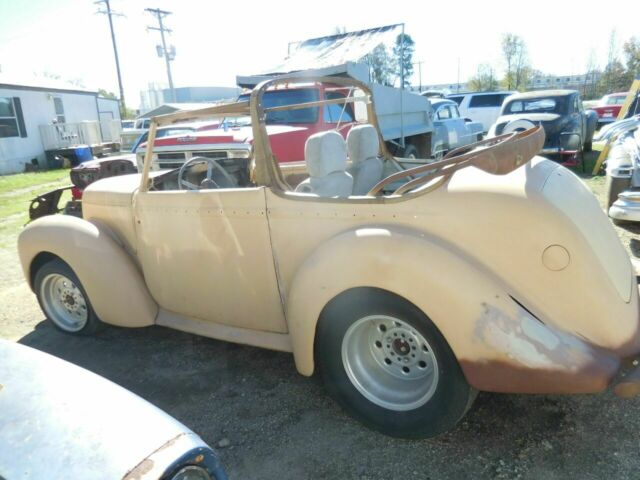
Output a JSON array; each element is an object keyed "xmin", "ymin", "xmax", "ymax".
[
  {"xmin": 447, "ymin": 105, "xmax": 475, "ymax": 147},
  {"xmin": 133, "ymin": 185, "xmax": 287, "ymax": 333},
  {"xmin": 435, "ymin": 105, "xmax": 458, "ymax": 148}
]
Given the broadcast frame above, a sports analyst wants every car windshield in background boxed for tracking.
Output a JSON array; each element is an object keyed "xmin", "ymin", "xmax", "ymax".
[
  {"xmin": 505, "ymin": 97, "xmax": 564, "ymax": 114},
  {"xmin": 238, "ymin": 88, "xmax": 320, "ymax": 124}
]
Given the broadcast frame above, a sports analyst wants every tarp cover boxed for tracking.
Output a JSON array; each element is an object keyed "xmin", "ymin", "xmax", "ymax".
[{"xmin": 262, "ymin": 24, "xmax": 402, "ymax": 75}]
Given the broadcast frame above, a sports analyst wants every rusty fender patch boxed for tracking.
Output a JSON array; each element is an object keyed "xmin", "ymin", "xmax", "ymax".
[
  {"xmin": 123, "ymin": 433, "xmax": 187, "ymax": 480},
  {"xmin": 459, "ymin": 303, "xmax": 619, "ymax": 394}
]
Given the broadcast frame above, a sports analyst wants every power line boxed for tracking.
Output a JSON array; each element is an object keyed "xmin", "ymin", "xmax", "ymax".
[
  {"xmin": 95, "ymin": 0, "xmax": 126, "ymax": 114},
  {"xmin": 145, "ymin": 7, "xmax": 176, "ymax": 103}
]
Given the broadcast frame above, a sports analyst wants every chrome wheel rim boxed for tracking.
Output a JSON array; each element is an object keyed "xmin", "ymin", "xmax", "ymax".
[
  {"xmin": 40, "ymin": 273, "xmax": 88, "ymax": 332},
  {"xmin": 341, "ymin": 315, "xmax": 439, "ymax": 411}
]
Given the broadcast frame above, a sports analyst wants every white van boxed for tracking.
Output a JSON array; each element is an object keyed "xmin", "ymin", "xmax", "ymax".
[{"xmin": 447, "ymin": 91, "xmax": 516, "ymax": 133}]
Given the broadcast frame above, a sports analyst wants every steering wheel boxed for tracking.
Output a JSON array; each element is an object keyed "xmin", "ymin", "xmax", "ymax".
[
  {"xmin": 177, "ymin": 156, "xmax": 237, "ymax": 190},
  {"xmin": 366, "ymin": 127, "xmax": 543, "ymax": 196}
]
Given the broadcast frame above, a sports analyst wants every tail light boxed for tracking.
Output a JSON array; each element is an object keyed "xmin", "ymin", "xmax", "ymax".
[{"xmin": 71, "ymin": 187, "xmax": 83, "ymax": 200}]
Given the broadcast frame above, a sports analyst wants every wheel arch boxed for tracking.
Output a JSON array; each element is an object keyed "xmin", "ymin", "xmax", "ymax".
[
  {"xmin": 19, "ymin": 215, "xmax": 157, "ymax": 328},
  {"xmin": 285, "ymin": 226, "xmax": 508, "ymax": 378}
]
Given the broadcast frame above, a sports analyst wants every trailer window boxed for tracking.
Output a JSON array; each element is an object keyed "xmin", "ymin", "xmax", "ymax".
[
  {"xmin": 0, "ymin": 97, "xmax": 26, "ymax": 138},
  {"xmin": 53, "ymin": 97, "xmax": 66, "ymax": 124}
]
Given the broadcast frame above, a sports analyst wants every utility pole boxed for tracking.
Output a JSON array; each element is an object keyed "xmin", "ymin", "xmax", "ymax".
[
  {"xmin": 95, "ymin": 0, "xmax": 126, "ymax": 115},
  {"xmin": 146, "ymin": 7, "xmax": 176, "ymax": 103}
]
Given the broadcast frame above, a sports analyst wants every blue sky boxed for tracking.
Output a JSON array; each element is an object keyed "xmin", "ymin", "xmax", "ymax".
[{"xmin": 0, "ymin": 0, "xmax": 637, "ymax": 108}]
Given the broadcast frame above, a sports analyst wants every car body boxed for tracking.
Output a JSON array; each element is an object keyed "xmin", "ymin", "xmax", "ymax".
[
  {"xmin": 429, "ymin": 98, "xmax": 483, "ymax": 157},
  {"xmin": 28, "ymin": 154, "xmax": 138, "ymax": 221},
  {"xmin": 18, "ymin": 74, "xmax": 640, "ymax": 439},
  {"xmin": 592, "ymin": 92, "xmax": 628, "ymax": 124},
  {"xmin": 488, "ymin": 89, "xmax": 598, "ymax": 159},
  {"xmin": 605, "ymin": 125, "xmax": 640, "ymax": 221},
  {"xmin": 0, "ymin": 339, "xmax": 227, "ymax": 480},
  {"xmin": 446, "ymin": 91, "xmax": 516, "ymax": 133}
]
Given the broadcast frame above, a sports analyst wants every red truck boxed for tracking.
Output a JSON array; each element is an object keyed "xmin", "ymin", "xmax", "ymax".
[{"xmin": 136, "ymin": 79, "xmax": 436, "ymax": 176}]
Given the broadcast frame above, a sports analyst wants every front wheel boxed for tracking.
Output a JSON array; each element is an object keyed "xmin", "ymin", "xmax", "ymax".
[
  {"xmin": 316, "ymin": 288, "xmax": 476, "ymax": 438},
  {"xmin": 34, "ymin": 258, "xmax": 103, "ymax": 335}
]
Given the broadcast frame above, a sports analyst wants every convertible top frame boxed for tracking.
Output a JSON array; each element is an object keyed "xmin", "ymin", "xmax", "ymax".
[{"xmin": 139, "ymin": 75, "xmax": 545, "ymax": 196}]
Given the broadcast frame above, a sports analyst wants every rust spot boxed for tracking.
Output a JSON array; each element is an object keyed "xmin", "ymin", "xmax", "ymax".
[
  {"xmin": 460, "ymin": 358, "xmax": 617, "ymax": 394},
  {"xmin": 195, "ymin": 454, "xmax": 204, "ymax": 463},
  {"xmin": 122, "ymin": 433, "xmax": 187, "ymax": 480},
  {"xmin": 123, "ymin": 459, "xmax": 154, "ymax": 480},
  {"xmin": 462, "ymin": 303, "xmax": 620, "ymax": 393}
]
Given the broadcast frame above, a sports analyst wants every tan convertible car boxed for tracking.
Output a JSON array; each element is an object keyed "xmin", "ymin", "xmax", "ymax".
[{"xmin": 18, "ymin": 75, "xmax": 640, "ymax": 438}]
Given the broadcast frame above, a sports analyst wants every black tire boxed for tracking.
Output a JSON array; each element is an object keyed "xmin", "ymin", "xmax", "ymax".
[
  {"xmin": 316, "ymin": 288, "xmax": 475, "ymax": 438},
  {"xmin": 403, "ymin": 144, "xmax": 419, "ymax": 159},
  {"xmin": 34, "ymin": 258, "xmax": 103, "ymax": 335},
  {"xmin": 606, "ymin": 176, "xmax": 631, "ymax": 210}
]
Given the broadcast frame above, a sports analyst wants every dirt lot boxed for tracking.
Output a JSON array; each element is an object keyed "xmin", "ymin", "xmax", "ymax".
[{"xmin": 2, "ymin": 160, "xmax": 640, "ymax": 479}]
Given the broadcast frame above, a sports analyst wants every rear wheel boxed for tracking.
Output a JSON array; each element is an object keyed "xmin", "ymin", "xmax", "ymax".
[
  {"xmin": 403, "ymin": 144, "xmax": 419, "ymax": 159},
  {"xmin": 316, "ymin": 288, "xmax": 475, "ymax": 438},
  {"xmin": 34, "ymin": 258, "xmax": 102, "ymax": 335}
]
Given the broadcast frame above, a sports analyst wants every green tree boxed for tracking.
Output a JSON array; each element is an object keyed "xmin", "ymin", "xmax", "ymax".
[
  {"xmin": 392, "ymin": 33, "xmax": 415, "ymax": 88},
  {"xmin": 367, "ymin": 44, "xmax": 394, "ymax": 86},
  {"xmin": 501, "ymin": 33, "xmax": 530, "ymax": 90},
  {"xmin": 469, "ymin": 64, "xmax": 498, "ymax": 92},
  {"xmin": 623, "ymin": 37, "xmax": 640, "ymax": 81},
  {"xmin": 98, "ymin": 89, "xmax": 117, "ymax": 99}
]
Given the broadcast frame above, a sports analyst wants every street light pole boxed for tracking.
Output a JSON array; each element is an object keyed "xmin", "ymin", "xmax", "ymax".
[{"xmin": 146, "ymin": 7, "xmax": 176, "ymax": 103}]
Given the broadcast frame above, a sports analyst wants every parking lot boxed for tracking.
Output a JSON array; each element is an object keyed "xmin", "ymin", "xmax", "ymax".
[{"xmin": 2, "ymin": 158, "xmax": 640, "ymax": 479}]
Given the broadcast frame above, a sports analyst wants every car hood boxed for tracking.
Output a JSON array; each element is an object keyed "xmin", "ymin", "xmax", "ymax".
[
  {"xmin": 0, "ymin": 340, "xmax": 207, "ymax": 479},
  {"xmin": 495, "ymin": 113, "xmax": 562, "ymax": 124}
]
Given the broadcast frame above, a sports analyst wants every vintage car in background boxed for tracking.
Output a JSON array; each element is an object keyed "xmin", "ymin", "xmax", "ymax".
[
  {"xmin": 605, "ymin": 124, "xmax": 640, "ymax": 220},
  {"xmin": 592, "ymin": 92, "xmax": 629, "ymax": 124},
  {"xmin": 488, "ymin": 89, "xmax": 598, "ymax": 163},
  {"xmin": 429, "ymin": 98, "xmax": 483, "ymax": 158},
  {"xmin": 120, "ymin": 117, "xmax": 151, "ymax": 151},
  {"xmin": 28, "ymin": 154, "xmax": 138, "ymax": 220},
  {"xmin": 18, "ymin": 75, "xmax": 640, "ymax": 439},
  {"xmin": 0, "ymin": 339, "xmax": 227, "ymax": 480},
  {"xmin": 447, "ymin": 91, "xmax": 516, "ymax": 133}
]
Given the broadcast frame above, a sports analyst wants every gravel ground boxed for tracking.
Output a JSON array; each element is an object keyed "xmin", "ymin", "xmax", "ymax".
[{"xmin": 2, "ymin": 159, "xmax": 640, "ymax": 479}]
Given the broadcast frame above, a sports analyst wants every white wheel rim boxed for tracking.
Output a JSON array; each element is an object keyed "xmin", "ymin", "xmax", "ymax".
[
  {"xmin": 40, "ymin": 273, "xmax": 88, "ymax": 332},
  {"xmin": 341, "ymin": 315, "xmax": 439, "ymax": 411}
]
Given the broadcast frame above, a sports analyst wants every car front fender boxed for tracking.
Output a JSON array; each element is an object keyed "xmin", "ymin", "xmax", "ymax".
[
  {"xmin": 286, "ymin": 226, "xmax": 619, "ymax": 393},
  {"xmin": 18, "ymin": 215, "xmax": 157, "ymax": 328}
]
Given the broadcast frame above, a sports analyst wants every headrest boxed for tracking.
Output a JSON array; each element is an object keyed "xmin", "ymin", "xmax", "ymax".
[
  {"xmin": 305, "ymin": 130, "xmax": 348, "ymax": 178},
  {"xmin": 347, "ymin": 124, "xmax": 379, "ymax": 164}
]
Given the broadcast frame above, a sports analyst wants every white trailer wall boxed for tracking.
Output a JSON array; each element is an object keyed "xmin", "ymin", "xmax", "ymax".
[{"xmin": 0, "ymin": 87, "xmax": 98, "ymax": 174}]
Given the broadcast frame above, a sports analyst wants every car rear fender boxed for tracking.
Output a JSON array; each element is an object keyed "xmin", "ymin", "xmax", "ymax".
[
  {"xmin": 286, "ymin": 226, "xmax": 618, "ymax": 393},
  {"xmin": 18, "ymin": 215, "xmax": 157, "ymax": 328}
]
